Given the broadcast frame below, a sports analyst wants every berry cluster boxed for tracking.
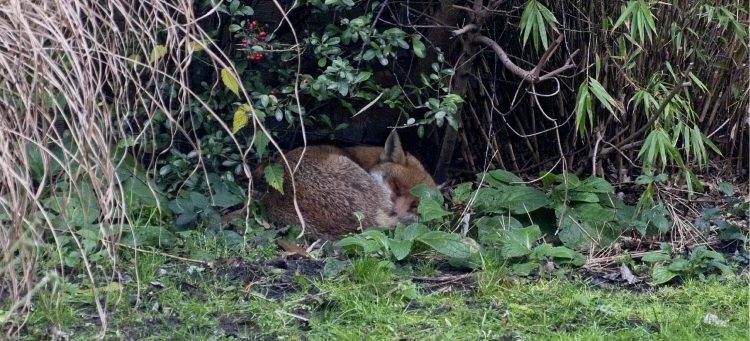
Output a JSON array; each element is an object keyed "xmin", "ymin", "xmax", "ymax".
[{"xmin": 240, "ymin": 21, "xmax": 270, "ymax": 62}]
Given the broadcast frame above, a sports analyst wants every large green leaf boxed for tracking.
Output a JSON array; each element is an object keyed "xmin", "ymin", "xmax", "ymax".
[
  {"xmin": 389, "ymin": 239, "xmax": 413, "ymax": 261},
  {"xmin": 499, "ymin": 225, "xmax": 542, "ymax": 258},
  {"xmin": 651, "ymin": 264, "xmax": 679, "ymax": 285},
  {"xmin": 336, "ymin": 235, "xmax": 383, "ymax": 254},
  {"xmin": 475, "ymin": 215, "xmax": 523, "ymax": 245},
  {"xmin": 122, "ymin": 225, "xmax": 178, "ymax": 249},
  {"xmin": 417, "ymin": 198, "xmax": 450, "ymax": 222},
  {"xmin": 416, "ymin": 231, "xmax": 471, "ymax": 259},
  {"xmin": 478, "ymin": 169, "xmax": 523, "ymax": 188},
  {"xmin": 451, "ymin": 182, "xmax": 474, "ymax": 204},
  {"xmin": 496, "ymin": 187, "xmax": 550, "ymax": 214},
  {"xmin": 394, "ymin": 223, "xmax": 430, "ymax": 242},
  {"xmin": 410, "ymin": 184, "xmax": 444, "ymax": 204}
]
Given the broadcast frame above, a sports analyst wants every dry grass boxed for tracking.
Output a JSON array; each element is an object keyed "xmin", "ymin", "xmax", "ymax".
[{"xmin": 0, "ymin": 0, "xmax": 271, "ymax": 337}]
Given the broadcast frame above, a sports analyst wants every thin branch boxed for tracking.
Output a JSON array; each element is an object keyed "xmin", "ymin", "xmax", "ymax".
[{"xmin": 474, "ymin": 34, "xmax": 576, "ymax": 84}]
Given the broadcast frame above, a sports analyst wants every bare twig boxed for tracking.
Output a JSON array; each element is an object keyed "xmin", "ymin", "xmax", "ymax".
[{"xmin": 474, "ymin": 34, "xmax": 577, "ymax": 83}]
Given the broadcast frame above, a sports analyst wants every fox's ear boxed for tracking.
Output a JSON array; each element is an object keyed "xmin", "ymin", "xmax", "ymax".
[{"xmin": 381, "ymin": 130, "xmax": 406, "ymax": 164}]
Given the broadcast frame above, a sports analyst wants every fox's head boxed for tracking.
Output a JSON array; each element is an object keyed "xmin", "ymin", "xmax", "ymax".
[{"xmin": 369, "ymin": 131, "xmax": 438, "ymax": 224}]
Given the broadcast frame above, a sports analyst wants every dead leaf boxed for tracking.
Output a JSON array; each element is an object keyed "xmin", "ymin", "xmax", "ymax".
[{"xmin": 277, "ymin": 239, "xmax": 309, "ymax": 257}]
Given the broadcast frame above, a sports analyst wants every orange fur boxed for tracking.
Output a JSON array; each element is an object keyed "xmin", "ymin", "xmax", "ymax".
[{"xmin": 261, "ymin": 131, "xmax": 436, "ymax": 240}]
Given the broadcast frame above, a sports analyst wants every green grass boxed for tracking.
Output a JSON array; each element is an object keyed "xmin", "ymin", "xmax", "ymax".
[{"xmin": 14, "ymin": 247, "xmax": 748, "ymax": 340}]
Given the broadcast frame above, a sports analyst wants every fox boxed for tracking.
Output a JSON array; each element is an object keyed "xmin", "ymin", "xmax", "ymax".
[{"xmin": 261, "ymin": 130, "xmax": 437, "ymax": 240}]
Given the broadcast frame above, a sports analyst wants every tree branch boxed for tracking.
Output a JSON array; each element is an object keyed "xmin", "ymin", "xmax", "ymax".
[{"xmin": 474, "ymin": 34, "xmax": 576, "ymax": 84}]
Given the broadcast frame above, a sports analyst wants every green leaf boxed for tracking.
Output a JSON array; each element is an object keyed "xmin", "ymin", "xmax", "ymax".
[
  {"xmin": 416, "ymin": 231, "xmax": 471, "ymax": 259},
  {"xmin": 576, "ymin": 177, "xmax": 615, "ymax": 193},
  {"xmin": 512, "ymin": 262, "xmax": 538, "ymax": 276},
  {"xmin": 499, "ymin": 225, "xmax": 542, "ymax": 258},
  {"xmin": 336, "ymin": 236, "xmax": 382, "ymax": 254},
  {"xmin": 232, "ymin": 103, "xmax": 252, "ymax": 133},
  {"xmin": 394, "ymin": 223, "xmax": 430, "ymax": 242},
  {"xmin": 353, "ymin": 71, "xmax": 372, "ymax": 83},
  {"xmin": 575, "ymin": 80, "xmax": 593, "ymax": 133},
  {"xmin": 642, "ymin": 252, "xmax": 672, "ymax": 263},
  {"xmin": 613, "ymin": 1, "xmax": 636, "ymax": 30},
  {"xmin": 417, "ymin": 198, "xmax": 450, "ymax": 222},
  {"xmin": 588, "ymin": 77, "xmax": 619, "ymax": 115},
  {"xmin": 718, "ymin": 182, "xmax": 734, "ymax": 196},
  {"xmin": 122, "ymin": 225, "xmax": 178, "ymax": 249},
  {"xmin": 667, "ymin": 258, "xmax": 689, "ymax": 272},
  {"xmin": 451, "ymin": 182, "xmax": 474, "ymax": 204},
  {"xmin": 573, "ymin": 203, "xmax": 615, "ymax": 224},
  {"xmin": 535, "ymin": 245, "xmax": 586, "ymax": 266},
  {"xmin": 149, "ymin": 45, "xmax": 167, "ymax": 63},
  {"xmin": 476, "ymin": 215, "xmax": 523, "ymax": 245},
  {"xmin": 264, "ymin": 163, "xmax": 285, "ymax": 193},
  {"xmin": 221, "ymin": 68, "xmax": 240, "ymax": 97},
  {"xmin": 252, "ymin": 130, "xmax": 270, "ymax": 156},
  {"xmin": 412, "ymin": 35, "xmax": 426, "ymax": 58},
  {"xmin": 495, "ymin": 186, "xmax": 550, "ymax": 214},
  {"xmin": 411, "ymin": 184, "xmax": 444, "ymax": 204},
  {"xmin": 389, "ymin": 239, "xmax": 413, "ymax": 261},
  {"xmin": 651, "ymin": 264, "xmax": 679, "ymax": 285},
  {"xmin": 479, "ymin": 169, "xmax": 523, "ymax": 187},
  {"xmin": 360, "ymin": 229, "xmax": 390, "ymax": 250}
]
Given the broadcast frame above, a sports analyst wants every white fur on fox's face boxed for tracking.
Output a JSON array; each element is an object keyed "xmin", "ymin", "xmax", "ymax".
[{"xmin": 368, "ymin": 170, "xmax": 391, "ymax": 198}]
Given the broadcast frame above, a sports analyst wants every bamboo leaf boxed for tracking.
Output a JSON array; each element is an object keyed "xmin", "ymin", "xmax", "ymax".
[
  {"xmin": 536, "ymin": 10, "xmax": 548, "ymax": 50},
  {"xmin": 613, "ymin": 1, "xmax": 636, "ymax": 30}
]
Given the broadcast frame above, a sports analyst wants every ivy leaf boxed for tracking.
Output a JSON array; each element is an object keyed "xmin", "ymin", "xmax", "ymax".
[
  {"xmin": 264, "ymin": 163, "xmax": 285, "ymax": 193},
  {"xmin": 221, "ymin": 68, "xmax": 240, "ymax": 97},
  {"xmin": 416, "ymin": 231, "xmax": 471, "ymax": 259}
]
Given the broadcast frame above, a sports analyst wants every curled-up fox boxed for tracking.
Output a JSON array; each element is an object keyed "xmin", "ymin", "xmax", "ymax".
[{"xmin": 262, "ymin": 131, "xmax": 437, "ymax": 240}]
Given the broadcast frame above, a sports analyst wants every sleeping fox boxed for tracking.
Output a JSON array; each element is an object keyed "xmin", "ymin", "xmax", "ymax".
[{"xmin": 262, "ymin": 131, "xmax": 437, "ymax": 240}]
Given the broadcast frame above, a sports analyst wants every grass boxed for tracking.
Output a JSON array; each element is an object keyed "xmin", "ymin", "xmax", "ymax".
[{"xmin": 12, "ymin": 233, "xmax": 748, "ymax": 340}]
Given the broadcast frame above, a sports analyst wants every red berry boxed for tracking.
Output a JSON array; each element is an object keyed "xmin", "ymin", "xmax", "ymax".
[
  {"xmin": 255, "ymin": 53, "xmax": 262, "ymax": 59},
  {"xmin": 259, "ymin": 31, "xmax": 266, "ymax": 37},
  {"xmin": 251, "ymin": 21, "xmax": 257, "ymax": 28},
  {"xmin": 270, "ymin": 89, "xmax": 276, "ymax": 96}
]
